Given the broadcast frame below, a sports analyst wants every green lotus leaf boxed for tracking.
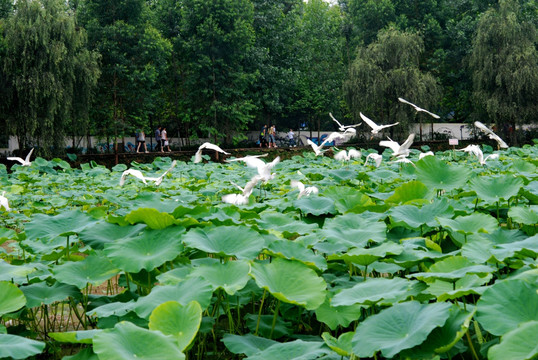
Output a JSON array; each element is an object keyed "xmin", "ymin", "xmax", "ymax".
[
  {"xmin": 522, "ymin": 181, "xmax": 538, "ymax": 203},
  {"xmin": 21, "ymin": 282, "xmax": 81, "ymax": 308},
  {"xmin": 322, "ymin": 331, "xmax": 353, "ymax": 356},
  {"xmin": 511, "ymin": 159, "xmax": 537, "ymax": 174},
  {"xmin": 476, "ymin": 279, "xmax": 538, "ymax": 336},
  {"xmin": 48, "ymin": 329, "xmax": 98, "ymax": 344},
  {"xmin": 438, "ymin": 212, "xmax": 498, "ymax": 239},
  {"xmin": 93, "ymin": 321, "xmax": 185, "ymax": 360},
  {"xmin": 149, "ymin": 301, "xmax": 202, "ymax": 351},
  {"xmin": 0, "ymin": 227, "xmax": 16, "ymax": 242},
  {"xmin": 134, "ymin": 277, "xmax": 213, "ymax": 318},
  {"xmin": 87, "ymin": 301, "xmax": 136, "ymax": 318},
  {"xmin": 62, "ymin": 347, "xmax": 98, "ymax": 360},
  {"xmin": 461, "ymin": 235, "xmax": 494, "ymax": 263},
  {"xmin": 470, "ymin": 175, "xmax": 523, "ymax": 203},
  {"xmin": 247, "ymin": 339, "xmax": 330, "ymax": 360},
  {"xmin": 182, "ymin": 226, "xmax": 264, "ymax": 260},
  {"xmin": 416, "ymin": 156, "xmax": 471, "ymax": 191},
  {"xmin": 125, "ymin": 208, "xmax": 176, "ymax": 229},
  {"xmin": 130, "ymin": 193, "xmax": 181, "ymax": 214},
  {"xmin": 491, "ymin": 234, "xmax": 538, "ymax": 261},
  {"xmin": 244, "ymin": 314, "xmax": 292, "ymax": 339},
  {"xmin": 250, "ymin": 258, "xmax": 326, "ymax": 310},
  {"xmin": 0, "ymin": 334, "xmax": 46, "ymax": 359},
  {"xmin": 189, "ymin": 260, "xmax": 251, "ymax": 295},
  {"xmin": 320, "ymin": 213, "xmax": 387, "ymax": 249},
  {"xmin": 409, "ymin": 256, "xmax": 494, "ymax": 282},
  {"xmin": 25, "ymin": 210, "xmax": 97, "ymax": 240},
  {"xmin": 315, "ymin": 296, "xmax": 363, "ymax": 330},
  {"xmin": 104, "ymin": 226, "xmax": 185, "ymax": 272},
  {"xmin": 331, "ymin": 277, "xmax": 418, "ymax": 306},
  {"xmin": 488, "ymin": 321, "xmax": 538, "ymax": 360},
  {"xmin": 52, "ymin": 253, "xmax": 120, "ymax": 289},
  {"xmin": 265, "ymin": 240, "xmax": 327, "ymax": 271},
  {"xmin": 390, "ymin": 198, "xmax": 454, "ymax": 230},
  {"xmin": 329, "ymin": 168, "xmax": 357, "ymax": 181},
  {"xmin": 335, "ymin": 242, "xmax": 403, "ymax": 267},
  {"xmin": 293, "ymin": 196, "xmax": 337, "ymax": 216},
  {"xmin": 222, "ymin": 333, "xmax": 277, "ymax": 357},
  {"xmin": 386, "ymin": 180, "xmax": 432, "ymax": 204},
  {"xmin": 0, "ymin": 281, "xmax": 26, "ymax": 316},
  {"xmin": 426, "ymin": 273, "xmax": 491, "ymax": 301},
  {"xmin": 509, "ymin": 206, "xmax": 538, "ymax": 226},
  {"xmin": 0, "ymin": 260, "xmax": 37, "ymax": 284},
  {"xmin": 256, "ymin": 212, "xmax": 318, "ymax": 237},
  {"xmin": 78, "ymin": 222, "xmax": 146, "ymax": 250},
  {"xmin": 352, "ymin": 301, "xmax": 452, "ymax": 358},
  {"xmin": 400, "ymin": 305, "xmax": 476, "ymax": 357}
]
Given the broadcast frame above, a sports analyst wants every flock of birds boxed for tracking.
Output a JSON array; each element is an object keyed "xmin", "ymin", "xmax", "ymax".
[{"xmin": 0, "ymin": 98, "xmax": 511, "ymax": 210}]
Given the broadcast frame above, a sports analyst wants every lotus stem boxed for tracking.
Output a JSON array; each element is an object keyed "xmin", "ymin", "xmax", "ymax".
[
  {"xmin": 66, "ymin": 235, "xmax": 70, "ymax": 261},
  {"xmin": 255, "ymin": 288, "xmax": 267, "ymax": 336},
  {"xmin": 465, "ymin": 329, "xmax": 480, "ymax": 360},
  {"xmin": 269, "ymin": 300, "xmax": 280, "ymax": 339}
]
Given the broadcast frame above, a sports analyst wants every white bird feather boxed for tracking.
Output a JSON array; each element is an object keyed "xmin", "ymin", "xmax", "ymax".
[
  {"xmin": 329, "ymin": 113, "xmax": 362, "ymax": 132},
  {"xmin": 474, "ymin": 121, "xmax": 509, "ymax": 149},
  {"xmin": 364, "ymin": 153, "xmax": 382, "ymax": 168},
  {"xmin": 7, "ymin": 148, "xmax": 34, "ymax": 166},
  {"xmin": 398, "ymin": 98, "xmax": 440, "ymax": 119},
  {"xmin": 379, "ymin": 133, "xmax": 415, "ymax": 157},
  {"xmin": 360, "ymin": 113, "xmax": 399, "ymax": 134},
  {"xmin": 194, "ymin": 142, "xmax": 230, "ymax": 163},
  {"xmin": 290, "ymin": 180, "xmax": 319, "ymax": 198},
  {"xmin": 0, "ymin": 191, "xmax": 10, "ymax": 211}
]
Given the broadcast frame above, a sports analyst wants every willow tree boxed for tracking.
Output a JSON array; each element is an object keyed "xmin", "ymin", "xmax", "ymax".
[
  {"xmin": 469, "ymin": 0, "xmax": 538, "ymax": 145},
  {"xmin": 343, "ymin": 26, "xmax": 441, "ymax": 141},
  {"xmin": 1, "ymin": 0, "xmax": 100, "ymax": 155}
]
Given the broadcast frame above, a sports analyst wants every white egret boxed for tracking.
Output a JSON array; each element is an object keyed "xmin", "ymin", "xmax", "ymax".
[
  {"xmin": 459, "ymin": 145, "xmax": 499, "ymax": 165},
  {"xmin": 226, "ymin": 155, "xmax": 280, "ymax": 182},
  {"xmin": 474, "ymin": 121, "xmax": 509, "ymax": 149},
  {"xmin": 320, "ymin": 131, "xmax": 351, "ymax": 147},
  {"xmin": 360, "ymin": 112, "xmax": 399, "ymax": 134},
  {"xmin": 120, "ymin": 161, "xmax": 177, "ymax": 186},
  {"xmin": 329, "ymin": 113, "xmax": 361, "ymax": 132},
  {"xmin": 194, "ymin": 142, "xmax": 230, "ymax": 163},
  {"xmin": 379, "ymin": 133, "xmax": 416, "ymax": 158},
  {"xmin": 419, "ymin": 151, "xmax": 434, "ymax": 159},
  {"xmin": 223, "ymin": 175, "xmax": 262, "ymax": 205},
  {"xmin": 364, "ymin": 153, "xmax": 382, "ymax": 168},
  {"xmin": 334, "ymin": 149, "xmax": 361, "ymax": 162},
  {"xmin": 306, "ymin": 139, "xmax": 328, "ymax": 156},
  {"xmin": 392, "ymin": 156, "xmax": 416, "ymax": 167},
  {"xmin": 398, "ymin": 98, "xmax": 440, "ymax": 119},
  {"xmin": 7, "ymin": 148, "xmax": 34, "ymax": 166},
  {"xmin": 290, "ymin": 180, "xmax": 319, "ymax": 198},
  {"xmin": 0, "ymin": 191, "xmax": 10, "ymax": 211}
]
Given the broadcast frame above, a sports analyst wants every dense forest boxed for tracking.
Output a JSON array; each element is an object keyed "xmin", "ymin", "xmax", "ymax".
[{"xmin": 0, "ymin": 0, "xmax": 537, "ymax": 154}]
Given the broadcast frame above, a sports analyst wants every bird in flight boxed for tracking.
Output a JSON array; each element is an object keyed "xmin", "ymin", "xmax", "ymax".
[
  {"xmin": 290, "ymin": 180, "xmax": 319, "ymax": 198},
  {"xmin": 226, "ymin": 155, "xmax": 280, "ymax": 182},
  {"xmin": 222, "ymin": 175, "xmax": 262, "ymax": 205},
  {"xmin": 120, "ymin": 161, "xmax": 177, "ymax": 186},
  {"xmin": 306, "ymin": 139, "xmax": 328, "ymax": 156},
  {"xmin": 329, "ymin": 113, "xmax": 362, "ymax": 132},
  {"xmin": 360, "ymin": 113, "xmax": 399, "ymax": 134},
  {"xmin": 7, "ymin": 148, "xmax": 34, "ymax": 166},
  {"xmin": 473, "ymin": 121, "xmax": 508, "ymax": 149},
  {"xmin": 194, "ymin": 142, "xmax": 230, "ymax": 163},
  {"xmin": 398, "ymin": 98, "xmax": 440, "ymax": 119},
  {"xmin": 459, "ymin": 145, "xmax": 499, "ymax": 165},
  {"xmin": 0, "ymin": 191, "xmax": 10, "ymax": 211},
  {"xmin": 334, "ymin": 149, "xmax": 361, "ymax": 162},
  {"xmin": 364, "ymin": 153, "xmax": 382, "ymax": 168},
  {"xmin": 379, "ymin": 133, "xmax": 416, "ymax": 158}
]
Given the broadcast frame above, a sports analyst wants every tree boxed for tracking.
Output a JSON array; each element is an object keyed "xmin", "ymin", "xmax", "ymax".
[
  {"xmin": 469, "ymin": 0, "xmax": 538, "ymax": 145},
  {"xmin": 1, "ymin": 0, "xmax": 100, "ymax": 155},
  {"xmin": 343, "ymin": 26, "xmax": 441, "ymax": 140}
]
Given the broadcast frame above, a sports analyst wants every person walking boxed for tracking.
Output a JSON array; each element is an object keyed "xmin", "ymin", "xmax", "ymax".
[
  {"xmin": 287, "ymin": 129, "xmax": 296, "ymax": 147},
  {"xmin": 269, "ymin": 125, "xmax": 277, "ymax": 148},
  {"xmin": 259, "ymin": 125, "xmax": 268, "ymax": 148},
  {"xmin": 136, "ymin": 130, "xmax": 148, "ymax": 153},
  {"xmin": 155, "ymin": 126, "xmax": 162, "ymax": 152},
  {"xmin": 162, "ymin": 127, "xmax": 171, "ymax": 152}
]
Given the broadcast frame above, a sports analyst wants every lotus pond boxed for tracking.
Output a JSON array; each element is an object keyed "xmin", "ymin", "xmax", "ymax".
[{"xmin": 0, "ymin": 144, "xmax": 537, "ymax": 360}]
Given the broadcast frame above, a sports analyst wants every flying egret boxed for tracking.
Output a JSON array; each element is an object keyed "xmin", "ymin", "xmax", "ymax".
[
  {"xmin": 474, "ymin": 121, "xmax": 509, "ymax": 149},
  {"xmin": 0, "ymin": 191, "xmax": 10, "ymax": 211},
  {"xmin": 459, "ymin": 145, "xmax": 499, "ymax": 165},
  {"xmin": 7, "ymin": 148, "xmax": 34, "ymax": 166},
  {"xmin": 360, "ymin": 112, "xmax": 399, "ymax": 134},
  {"xmin": 398, "ymin": 98, "xmax": 440, "ymax": 119},
  {"xmin": 364, "ymin": 153, "xmax": 382, "ymax": 168},
  {"xmin": 379, "ymin": 133, "xmax": 416, "ymax": 158},
  {"xmin": 329, "ymin": 113, "xmax": 362, "ymax": 132},
  {"xmin": 419, "ymin": 151, "xmax": 435, "ymax": 160},
  {"xmin": 290, "ymin": 180, "xmax": 319, "ymax": 198},
  {"xmin": 119, "ymin": 161, "xmax": 177, "ymax": 186},
  {"xmin": 320, "ymin": 131, "xmax": 349, "ymax": 147},
  {"xmin": 306, "ymin": 139, "xmax": 328, "ymax": 156},
  {"xmin": 223, "ymin": 175, "xmax": 262, "ymax": 205},
  {"xmin": 334, "ymin": 149, "xmax": 362, "ymax": 162},
  {"xmin": 392, "ymin": 156, "xmax": 416, "ymax": 167},
  {"xmin": 193, "ymin": 142, "xmax": 230, "ymax": 163},
  {"xmin": 226, "ymin": 155, "xmax": 280, "ymax": 182}
]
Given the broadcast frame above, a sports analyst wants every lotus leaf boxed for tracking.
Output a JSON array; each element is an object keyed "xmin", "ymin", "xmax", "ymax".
[
  {"xmin": 335, "ymin": 242, "xmax": 403, "ymax": 267},
  {"xmin": 320, "ymin": 213, "xmax": 387, "ymax": 249},
  {"xmin": 247, "ymin": 339, "xmax": 330, "ymax": 360},
  {"xmin": 331, "ymin": 277, "xmax": 418, "ymax": 306},
  {"xmin": 21, "ymin": 282, "xmax": 81, "ymax": 308},
  {"xmin": 0, "ymin": 334, "xmax": 46, "ymax": 359},
  {"xmin": 189, "ymin": 260, "xmax": 251, "ymax": 295},
  {"xmin": 476, "ymin": 279, "xmax": 538, "ymax": 336},
  {"xmin": 322, "ymin": 331, "xmax": 353, "ymax": 356},
  {"xmin": 0, "ymin": 260, "xmax": 37, "ymax": 284},
  {"xmin": 256, "ymin": 212, "xmax": 318, "ymax": 237},
  {"xmin": 78, "ymin": 222, "xmax": 146, "ymax": 250},
  {"xmin": 437, "ymin": 212, "xmax": 498, "ymax": 242},
  {"xmin": 134, "ymin": 277, "xmax": 213, "ymax": 318},
  {"xmin": 125, "ymin": 208, "xmax": 176, "ymax": 229},
  {"xmin": 149, "ymin": 301, "xmax": 202, "ymax": 351},
  {"xmin": 293, "ymin": 196, "xmax": 337, "ymax": 216},
  {"xmin": 470, "ymin": 175, "xmax": 523, "ymax": 203},
  {"xmin": 48, "ymin": 329, "xmax": 98, "ymax": 344},
  {"xmin": 509, "ymin": 206, "xmax": 538, "ymax": 226},
  {"xmin": 416, "ymin": 156, "xmax": 471, "ymax": 191},
  {"xmin": 409, "ymin": 256, "xmax": 494, "ymax": 282},
  {"xmin": 265, "ymin": 240, "xmax": 327, "ymax": 271},
  {"xmin": 62, "ymin": 347, "xmax": 98, "ymax": 359},
  {"xmin": 244, "ymin": 314, "xmax": 292, "ymax": 339},
  {"xmin": 315, "ymin": 297, "xmax": 363, "ymax": 330},
  {"xmin": 250, "ymin": 258, "xmax": 326, "ymax": 310},
  {"xmin": 0, "ymin": 281, "xmax": 26, "ymax": 316},
  {"xmin": 93, "ymin": 321, "xmax": 185, "ymax": 360},
  {"xmin": 182, "ymin": 226, "xmax": 264, "ymax": 260},
  {"xmin": 426, "ymin": 274, "xmax": 491, "ymax": 301},
  {"xmin": 390, "ymin": 198, "xmax": 454, "ymax": 230},
  {"xmin": 25, "ymin": 210, "xmax": 97, "ymax": 240},
  {"xmin": 385, "ymin": 180, "xmax": 432, "ymax": 204},
  {"xmin": 352, "ymin": 301, "xmax": 452, "ymax": 358},
  {"xmin": 222, "ymin": 333, "xmax": 277, "ymax": 357},
  {"xmin": 488, "ymin": 321, "xmax": 538, "ymax": 360},
  {"xmin": 52, "ymin": 253, "xmax": 119, "ymax": 289}
]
